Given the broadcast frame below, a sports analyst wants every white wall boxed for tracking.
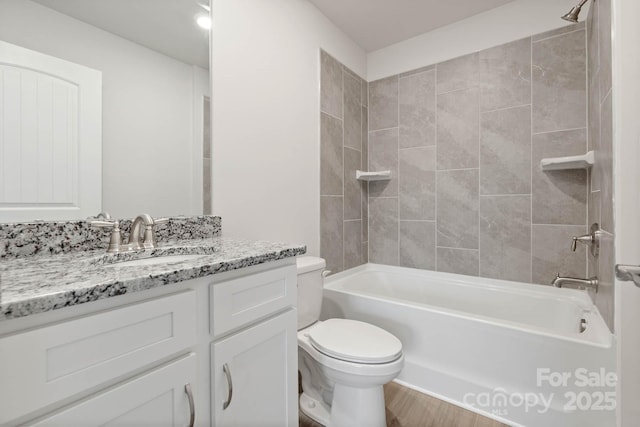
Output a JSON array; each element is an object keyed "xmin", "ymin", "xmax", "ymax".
[
  {"xmin": 368, "ymin": 0, "xmax": 583, "ymax": 80},
  {"xmin": 0, "ymin": 0, "xmax": 207, "ymax": 219},
  {"xmin": 191, "ymin": 65, "xmax": 211, "ymax": 215},
  {"xmin": 613, "ymin": 0, "xmax": 640, "ymax": 423},
  {"xmin": 211, "ymin": 0, "xmax": 366, "ymax": 254}
]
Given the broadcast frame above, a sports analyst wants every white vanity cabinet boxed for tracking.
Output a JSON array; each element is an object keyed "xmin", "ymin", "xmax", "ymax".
[
  {"xmin": 0, "ymin": 291, "xmax": 198, "ymax": 426},
  {"xmin": 30, "ymin": 353, "xmax": 197, "ymax": 427},
  {"xmin": 210, "ymin": 264, "xmax": 298, "ymax": 427},
  {"xmin": 0, "ymin": 259, "xmax": 299, "ymax": 427},
  {"xmin": 212, "ymin": 310, "xmax": 297, "ymax": 426}
]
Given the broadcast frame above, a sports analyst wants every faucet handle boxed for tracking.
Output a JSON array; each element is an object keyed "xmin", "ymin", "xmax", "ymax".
[
  {"xmin": 90, "ymin": 220, "xmax": 123, "ymax": 253},
  {"xmin": 139, "ymin": 217, "xmax": 169, "ymax": 249},
  {"xmin": 571, "ymin": 234, "xmax": 593, "ymax": 251},
  {"xmin": 571, "ymin": 223, "xmax": 601, "ymax": 256},
  {"xmin": 89, "ymin": 219, "xmax": 115, "ymax": 228}
]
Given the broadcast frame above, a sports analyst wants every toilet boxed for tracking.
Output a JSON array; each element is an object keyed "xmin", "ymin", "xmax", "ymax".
[{"xmin": 296, "ymin": 256, "xmax": 404, "ymax": 427}]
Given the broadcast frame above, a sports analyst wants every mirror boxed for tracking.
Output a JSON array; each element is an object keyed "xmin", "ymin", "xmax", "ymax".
[{"xmin": 0, "ymin": 0, "xmax": 211, "ymax": 222}]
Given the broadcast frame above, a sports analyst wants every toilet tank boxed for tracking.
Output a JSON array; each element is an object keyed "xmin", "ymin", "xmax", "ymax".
[{"xmin": 296, "ymin": 256, "xmax": 326, "ymax": 330}]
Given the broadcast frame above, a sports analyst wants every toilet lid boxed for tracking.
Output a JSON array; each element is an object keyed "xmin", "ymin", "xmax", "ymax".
[{"xmin": 308, "ymin": 319, "xmax": 402, "ymax": 364}]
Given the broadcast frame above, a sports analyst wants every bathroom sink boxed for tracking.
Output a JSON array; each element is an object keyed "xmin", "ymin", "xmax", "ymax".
[{"xmin": 110, "ymin": 254, "xmax": 207, "ymax": 267}]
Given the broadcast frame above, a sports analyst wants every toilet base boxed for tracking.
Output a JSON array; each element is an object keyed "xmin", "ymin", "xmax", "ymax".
[
  {"xmin": 300, "ymin": 392, "xmax": 330, "ymax": 426},
  {"xmin": 331, "ymin": 383, "xmax": 386, "ymax": 427},
  {"xmin": 299, "ymin": 385, "xmax": 387, "ymax": 427}
]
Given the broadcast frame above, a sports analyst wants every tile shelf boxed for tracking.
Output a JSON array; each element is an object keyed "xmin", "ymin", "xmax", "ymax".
[
  {"xmin": 540, "ymin": 150, "xmax": 595, "ymax": 171},
  {"xmin": 355, "ymin": 170, "xmax": 391, "ymax": 181}
]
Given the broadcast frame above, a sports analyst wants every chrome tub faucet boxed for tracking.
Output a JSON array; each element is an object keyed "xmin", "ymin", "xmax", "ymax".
[{"xmin": 551, "ymin": 274, "xmax": 598, "ymax": 291}]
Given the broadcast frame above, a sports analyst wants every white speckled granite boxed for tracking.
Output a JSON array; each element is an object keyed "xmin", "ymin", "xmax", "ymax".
[
  {"xmin": 0, "ymin": 237, "xmax": 306, "ymax": 321},
  {"xmin": 0, "ymin": 216, "xmax": 222, "ymax": 259}
]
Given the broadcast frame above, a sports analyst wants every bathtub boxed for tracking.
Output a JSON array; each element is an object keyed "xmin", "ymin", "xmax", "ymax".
[{"xmin": 321, "ymin": 264, "xmax": 616, "ymax": 427}]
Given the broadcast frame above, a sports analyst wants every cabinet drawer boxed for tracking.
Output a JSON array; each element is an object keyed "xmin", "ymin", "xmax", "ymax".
[
  {"xmin": 29, "ymin": 353, "xmax": 197, "ymax": 427},
  {"xmin": 0, "ymin": 291, "xmax": 196, "ymax": 425},
  {"xmin": 211, "ymin": 265, "xmax": 296, "ymax": 337}
]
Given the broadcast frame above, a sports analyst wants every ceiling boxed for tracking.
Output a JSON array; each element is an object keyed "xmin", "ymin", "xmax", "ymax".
[
  {"xmin": 32, "ymin": 0, "xmax": 210, "ymax": 69},
  {"xmin": 31, "ymin": 0, "xmax": 518, "ymax": 65},
  {"xmin": 309, "ymin": 0, "xmax": 517, "ymax": 52}
]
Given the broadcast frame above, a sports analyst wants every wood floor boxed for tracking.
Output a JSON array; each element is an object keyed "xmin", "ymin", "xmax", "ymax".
[{"xmin": 299, "ymin": 382, "xmax": 510, "ymax": 427}]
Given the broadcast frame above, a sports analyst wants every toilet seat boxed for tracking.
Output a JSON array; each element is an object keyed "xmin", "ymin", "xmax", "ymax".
[{"xmin": 308, "ymin": 319, "xmax": 402, "ymax": 364}]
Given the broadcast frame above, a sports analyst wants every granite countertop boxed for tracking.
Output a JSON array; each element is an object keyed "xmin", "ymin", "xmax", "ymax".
[{"xmin": 0, "ymin": 237, "xmax": 306, "ymax": 321}]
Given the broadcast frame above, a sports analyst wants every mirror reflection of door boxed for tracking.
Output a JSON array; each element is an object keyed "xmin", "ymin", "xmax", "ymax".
[
  {"xmin": 0, "ymin": 0, "xmax": 211, "ymax": 221},
  {"xmin": 0, "ymin": 41, "xmax": 102, "ymax": 222}
]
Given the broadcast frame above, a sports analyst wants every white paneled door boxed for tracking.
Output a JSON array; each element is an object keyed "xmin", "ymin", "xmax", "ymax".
[{"xmin": 0, "ymin": 41, "xmax": 101, "ymax": 222}]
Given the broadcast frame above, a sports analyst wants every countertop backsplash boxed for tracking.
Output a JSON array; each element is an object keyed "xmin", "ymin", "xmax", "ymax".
[{"xmin": 0, "ymin": 215, "xmax": 222, "ymax": 259}]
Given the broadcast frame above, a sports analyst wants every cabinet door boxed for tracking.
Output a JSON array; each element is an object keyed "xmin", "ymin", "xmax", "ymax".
[
  {"xmin": 212, "ymin": 310, "xmax": 297, "ymax": 427},
  {"xmin": 0, "ymin": 290, "xmax": 197, "ymax": 425},
  {"xmin": 29, "ymin": 353, "xmax": 197, "ymax": 427}
]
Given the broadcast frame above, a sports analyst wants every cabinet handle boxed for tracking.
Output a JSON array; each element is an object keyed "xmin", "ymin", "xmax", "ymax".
[
  {"xmin": 184, "ymin": 383, "xmax": 195, "ymax": 427},
  {"xmin": 222, "ymin": 363, "xmax": 233, "ymax": 410}
]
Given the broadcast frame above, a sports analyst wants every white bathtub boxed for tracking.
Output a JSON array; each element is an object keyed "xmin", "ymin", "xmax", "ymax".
[{"xmin": 321, "ymin": 264, "xmax": 616, "ymax": 427}]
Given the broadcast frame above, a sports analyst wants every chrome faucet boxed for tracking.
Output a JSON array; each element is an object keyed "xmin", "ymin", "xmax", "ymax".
[
  {"xmin": 90, "ymin": 213, "xmax": 168, "ymax": 253},
  {"xmin": 551, "ymin": 273, "xmax": 598, "ymax": 291},
  {"xmin": 127, "ymin": 214, "xmax": 169, "ymax": 250},
  {"xmin": 129, "ymin": 214, "xmax": 155, "ymax": 250}
]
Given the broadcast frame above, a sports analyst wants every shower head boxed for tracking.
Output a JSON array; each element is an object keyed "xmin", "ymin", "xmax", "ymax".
[{"xmin": 561, "ymin": 0, "xmax": 590, "ymax": 23}]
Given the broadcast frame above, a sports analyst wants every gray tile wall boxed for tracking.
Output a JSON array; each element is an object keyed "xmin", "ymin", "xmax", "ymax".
[
  {"xmin": 368, "ymin": 25, "xmax": 590, "ymax": 286},
  {"xmin": 320, "ymin": 51, "xmax": 368, "ymax": 274},
  {"xmin": 587, "ymin": 0, "xmax": 614, "ymax": 331}
]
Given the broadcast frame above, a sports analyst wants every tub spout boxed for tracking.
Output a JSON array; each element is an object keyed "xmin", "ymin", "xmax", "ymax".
[{"xmin": 551, "ymin": 273, "xmax": 598, "ymax": 292}]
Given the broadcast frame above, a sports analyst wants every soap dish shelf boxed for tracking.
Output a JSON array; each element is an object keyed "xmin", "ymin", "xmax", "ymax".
[
  {"xmin": 540, "ymin": 151, "xmax": 594, "ymax": 171},
  {"xmin": 356, "ymin": 170, "xmax": 391, "ymax": 181}
]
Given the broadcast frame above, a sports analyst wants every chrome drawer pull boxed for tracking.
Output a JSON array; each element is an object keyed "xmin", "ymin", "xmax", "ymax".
[
  {"xmin": 184, "ymin": 383, "xmax": 195, "ymax": 427},
  {"xmin": 223, "ymin": 363, "xmax": 233, "ymax": 410}
]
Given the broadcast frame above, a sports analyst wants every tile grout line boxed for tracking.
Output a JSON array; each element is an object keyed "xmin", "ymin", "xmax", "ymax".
[
  {"xmin": 532, "ymin": 126, "xmax": 587, "ymax": 136},
  {"xmin": 370, "ymin": 125, "xmax": 400, "ymax": 133},
  {"xmin": 399, "ymin": 145, "xmax": 436, "ymax": 151},
  {"xmin": 480, "ymin": 102, "xmax": 533, "ymax": 115},
  {"xmin": 398, "ymin": 67, "xmax": 435, "ymax": 80},
  {"xmin": 434, "ymin": 64, "xmax": 439, "ymax": 272},
  {"xmin": 480, "ymin": 193, "xmax": 534, "ymax": 197},
  {"xmin": 359, "ymin": 79, "xmax": 363, "ymax": 266},
  {"xmin": 367, "ymin": 80, "xmax": 370, "ymax": 264},
  {"xmin": 477, "ymin": 62, "xmax": 482, "ymax": 278},
  {"xmin": 600, "ymin": 86, "xmax": 612, "ymax": 108},
  {"xmin": 437, "ymin": 246, "xmax": 480, "ymax": 252},
  {"xmin": 437, "ymin": 167, "xmax": 480, "ymax": 173},
  {"xmin": 364, "ymin": 83, "xmax": 368, "ymax": 263},
  {"xmin": 319, "ymin": 51, "xmax": 323, "ymax": 268},
  {"xmin": 531, "ymin": 223, "xmax": 590, "ymax": 227},
  {"xmin": 530, "ymin": 36, "xmax": 534, "ymax": 283},
  {"xmin": 396, "ymin": 75, "xmax": 400, "ymax": 267},
  {"xmin": 341, "ymin": 67, "xmax": 345, "ymax": 273},
  {"xmin": 584, "ymin": 22, "xmax": 591, "ymax": 277},
  {"xmin": 437, "ymin": 86, "xmax": 473, "ymax": 96},
  {"xmin": 320, "ymin": 110, "xmax": 342, "ymax": 122},
  {"xmin": 344, "ymin": 146, "xmax": 362, "ymax": 154},
  {"xmin": 585, "ymin": 20, "xmax": 590, "ymax": 278}
]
